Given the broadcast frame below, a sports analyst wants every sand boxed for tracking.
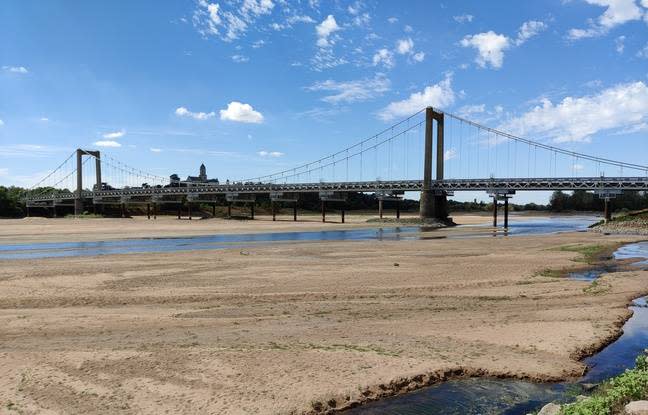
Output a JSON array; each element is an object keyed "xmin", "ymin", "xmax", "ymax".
[{"xmin": 1, "ymin": 215, "xmax": 647, "ymax": 414}]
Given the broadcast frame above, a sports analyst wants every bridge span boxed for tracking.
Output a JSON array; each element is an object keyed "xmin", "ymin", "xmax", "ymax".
[{"xmin": 21, "ymin": 107, "xmax": 648, "ymax": 227}]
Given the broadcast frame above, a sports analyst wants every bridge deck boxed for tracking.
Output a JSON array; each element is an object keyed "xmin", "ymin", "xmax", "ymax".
[{"xmin": 23, "ymin": 177, "xmax": 648, "ymax": 204}]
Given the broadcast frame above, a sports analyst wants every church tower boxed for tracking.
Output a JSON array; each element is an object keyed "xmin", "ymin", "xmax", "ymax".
[{"xmin": 199, "ymin": 163, "xmax": 207, "ymax": 181}]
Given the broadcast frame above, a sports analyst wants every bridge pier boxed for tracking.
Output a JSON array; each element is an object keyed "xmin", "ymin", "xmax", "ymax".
[
  {"xmin": 293, "ymin": 202, "xmax": 297, "ymax": 221},
  {"xmin": 396, "ymin": 201, "xmax": 400, "ymax": 219},
  {"xmin": 420, "ymin": 107, "xmax": 448, "ymax": 222},
  {"xmin": 153, "ymin": 203, "xmax": 157, "ymax": 220},
  {"xmin": 147, "ymin": 203, "xmax": 151, "ymax": 220},
  {"xmin": 227, "ymin": 203, "xmax": 232, "ymax": 219},
  {"xmin": 341, "ymin": 208, "xmax": 345, "ymax": 223},
  {"xmin": 604, "ymin": 199, "xmax": 612, "ymax": 223},
  {"xmin": 504, "ymin": 197, "xmax": 509, "ymax": 229},
  {"xmin": 188, "ymin": 203, "xmax": 192, "ymax": 220},
  {"xmin": 272, "ymin": 202, "xmax": 276, "ymax": 221},
  {"xmin": 492, "ymin": 197, "xmax": 498, "ymax": 228},
  {"xmin": 378, "ymin": 199, "xmax": 383, "ymax": 219},
  {"xmin": 321, "ymin": 201, "xmax": 326, "ymax": 223},
  {"xmin": 250, "ymin": 203, "xmax": 255, "ymax": 220},
  {"xmin": 212, "ymin": 203, "xmax": 216, "ymax": 217}
]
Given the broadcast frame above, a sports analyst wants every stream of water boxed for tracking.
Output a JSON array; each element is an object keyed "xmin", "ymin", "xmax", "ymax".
[{"xmin": 346, "ymin": 244, "xmax": 648, "ymax": 415}]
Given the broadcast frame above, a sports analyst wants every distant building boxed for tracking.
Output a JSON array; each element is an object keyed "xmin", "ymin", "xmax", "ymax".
[{"xmin": 169, "ymin": 163, "xmax": 219, "ymax": 187}]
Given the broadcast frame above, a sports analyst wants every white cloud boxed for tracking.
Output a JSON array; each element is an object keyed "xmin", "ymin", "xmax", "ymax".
[
  {"xmin": 453, "ymin": 14, "xmax": 474, "ymax": 23},
  {"xmin": 306, "ymin": 74, "xmax": 390, "ymax": 104},
  {"xmin": 396, "ymin": 37, "xmax": 414, "ymax": 54},
  {"xmin": 458, "ymin": 104, "xmax": 486, "ymax": 117},
  {"xmin": 500, "ymin": 81, "xmax": 648, "ymax": 143},
  {"xmin": 387, "ymin": 17, "xmax": 398, "ymax": 24},
  {"xmin": 287, "ymin": 14, "xmax": 315, "ymax": 24},
  {"xmin": 444, "ymin": 148, "xmax": 458, "ymax": 161},
  {"xmin": 616, "ymin": 35, "xmax": 626, "ymax": 53},
  {"xmin": 219, "ymin": 101, "xmax": 264, "ymax": 123},
  {"xmin": 316, "ymin": 15, "xmax": 341, "ymax": 47},
  {"xmin": 378, "ymin": 74, "xmax": 455, "ymax": 121},
  {"xmin": 175, "ymin": 106, "xmax": 216, "ymax": 120},
  {"xmin": 515, "ymin": 20, "xmax": 547, "ymax": 45},
  {"xmin": 637, "ymin": 42, "xmax": 648, "ymax": 58},
  {"xmin": 102, "ymin": 130, "xmax": 125, "ymax": 139},
  {"xmin": 461, "ymin": 31, "xmax": 510, "ymax": 69},
  {"xmin": 372, "ymin": 48, "xmax": 394, "ymax": 68},
  {"xmin": 39, "ymin": 117, "xmax": 49, "ymax": 122},
  {"xmin": 0, "ymin": 119, "xmax": 4, "ymax": 126},
  {"xmin": 252, "ymin": 39, "xmax": 266, "ymax": 48},
  {"xmin": 94, "ymin": 140, "xmax": 122, "ymax": 148},
  {"xmin": 257, "ymin": 150, "xmax": 284, "ymax": 157},
  {"xmin": 412, "ymin": 51, "xmax": 425, "ymax": 62},
  {"xmin": 404, "ymin": 25, "xmax": 413, "ymax": 33},
  {"xmin": 0, "ymin": 168, "xmax": 8, "ymax": 177},
  {"xmin": 232, "ymin": 54, "xmax": 249, "ymax": 63},
  {"xmin": 568, "ymin": 0, "xmax": 644, "ymax": 40},
  {"xmin": 2, "ymin": 66, "xmax": 28, "ymax": 74},
  {"xmin": 150, "ymin": 148, "xmax": 162, "ymax": 153},
  {"xmin": 193, "ymin": 0, "xmax": 274, "ymax": 41}
]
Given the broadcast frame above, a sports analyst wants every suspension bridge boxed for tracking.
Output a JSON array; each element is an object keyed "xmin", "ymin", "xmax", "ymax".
[{"xmin": 21, "ymin": 107, "xmax": 648, "ymax": 227}]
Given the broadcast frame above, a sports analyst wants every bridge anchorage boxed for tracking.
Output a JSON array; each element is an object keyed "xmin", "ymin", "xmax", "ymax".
[{"xmin": 21, "ymin": 106, "xmax": 648, "ymax": 226}]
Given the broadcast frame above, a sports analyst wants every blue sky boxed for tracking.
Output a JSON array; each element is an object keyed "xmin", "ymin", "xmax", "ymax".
[{"xmin": 1, "ymin": 0, "xmax": 648, "ymax": 203}]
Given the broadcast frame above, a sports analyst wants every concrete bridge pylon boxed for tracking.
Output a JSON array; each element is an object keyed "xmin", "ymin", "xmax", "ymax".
[
  {"xmin": 419, "ymin": 107, "xmax": 448, "ymax": 221},
  {"xmin": 75, "ymin": 149, "xmax": 102, "ymax": 216}
]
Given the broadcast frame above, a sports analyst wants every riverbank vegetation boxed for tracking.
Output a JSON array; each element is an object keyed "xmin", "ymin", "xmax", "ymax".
[{"xmin": 560, "ymin": 354, "xmax": 648, "ymax": 415}]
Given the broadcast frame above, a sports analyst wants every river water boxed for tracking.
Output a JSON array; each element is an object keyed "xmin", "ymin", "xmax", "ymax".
[{"xmin": 0, "ymin": 216, "xmax": 596, "ymax": 260}]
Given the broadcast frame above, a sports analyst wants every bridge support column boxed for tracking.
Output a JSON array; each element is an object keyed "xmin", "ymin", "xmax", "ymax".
[
  {"xmin": 293, "ymin": 202, "xmax": 297, "ymax": 221},
  {"xmin": 378, "ymin": 199, "xmax": 383, "ymax": 219},
  {"xmin": 212, "ymin": 203, "xmax": 216, "ymax": 217},
  {"xmin": 420, "ymin": 107, "xmax": 448, "ymax": 221},
  {"xmin": 272, "ymin": 202, "xmax": 276, "ymax": 221},
  {"xmin": 188, "ymin": 203, "xmax": 192, "ymax": 220},
  {"xmin": 321, "ymin": 201, "xmax": 326, "ymax": 223},
  {"xmin": 492, "ymin": 197, "xmax": 498, "ymax": 228},
  {"xmin": 604, "ymin": 199, "xmax": 612, "ymax": 223},
  {"xmin": 177, "ymin": 206, "xmax": 181, "ymax": 220},
  {"xmin": 250, "ymin": 203, "xmax": 254, "ymax": 220},
  {"xmin": 227, "ymin": 203, "xmax": 232, "ymax": 219},
  {"xmin": 26, "ymin": 206, "xmax": 30, "ymax": 217},
  {"xmin": 504, "ymin": 198, "xmax": 509, "ymax": 229},
  {"xmin": 341, "ymin": 208, "xmax": 345, "ymax": 224},
  {"xmin": 396, "ymin": 201, "xmax": 400, "ymax": 219},
  {"xmin": 147, "ymin": 203, "xmax": 151, "ymax": 220},
  {"xmin": 52, "ymin": 205, "xmax": 57, "ymax": 218},
  {"xmin": 121, "ymin": 203, "xmax": 126, "ymax": 218},
  {"xmin": 75, "ymin": 149, "xmax": 83, "ymax": 216},
  {"xmin": 153, "ymin": 203, "xmax": 157, "ymax": 220}
]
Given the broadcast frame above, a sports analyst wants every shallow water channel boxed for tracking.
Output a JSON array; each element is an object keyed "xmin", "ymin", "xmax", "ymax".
[
  {"xmin": 0, "ymin": 216, "xmax": 596, "ymax": 260},
  {"xmin": 346, "ymin": 244, "xmax": 648, "ymax": 415}
]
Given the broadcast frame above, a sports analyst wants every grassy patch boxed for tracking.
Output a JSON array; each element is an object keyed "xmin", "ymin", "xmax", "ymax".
[
  {"xmin": 561, "ymin": 355, "xmax": 648, "ymax": 415},
  {"xmin": 535, "ymin": 268, "xmax": 565, "ymax": 278},
  {"xmin": 582, "ymin": 280, "xmax": 610, "ymax": 295},
  {"xmin": 554, "ymin": 244, "xmax": 609, "ymax": 264}
]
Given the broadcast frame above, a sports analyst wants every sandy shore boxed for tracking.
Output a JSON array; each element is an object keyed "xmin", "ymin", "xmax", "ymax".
[{"xmin": 1, "ymin": 216, "xmax": 645, "ymax": 414}]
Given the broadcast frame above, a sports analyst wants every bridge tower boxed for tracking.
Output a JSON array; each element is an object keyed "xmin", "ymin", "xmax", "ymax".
[
  {"xmin": 420, "ymin": 107, "xmax": 448, "ymax": 221},
  {"xmin": 75, "ymin": 149, "xmax": 102, "ymax": 215}
]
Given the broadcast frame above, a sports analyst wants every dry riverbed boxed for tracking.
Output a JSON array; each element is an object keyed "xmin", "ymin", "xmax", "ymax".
[{"xmin": 1, "ymin": 217, "xmax": 647, "ymax": 414}]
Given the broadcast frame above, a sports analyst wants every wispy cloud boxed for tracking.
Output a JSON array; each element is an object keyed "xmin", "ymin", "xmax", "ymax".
[
  {"xmin": 2, "ymin": 66, "xmax": 28, "ymax": 74},
  {"xmin": 94, "ymin": 140, "xmax": 122, "ymax": 148},
  {"xmin": 257, "ymin": 150, "xmax": 284, "ymax": 157},
  {"xmin": 305, "ymin": 74, "xmax": 390, "ymax": 104},
  {"xmin": 102, "ymin": 130, "xmax": 125, "ymax": 139},
  {"xmin": 378, "ymin": 74, "xmax": 455, "ymax": 121},
  {"xmin": 567, "ymin": 0, "xmax": 645, "ymax": 40}
]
